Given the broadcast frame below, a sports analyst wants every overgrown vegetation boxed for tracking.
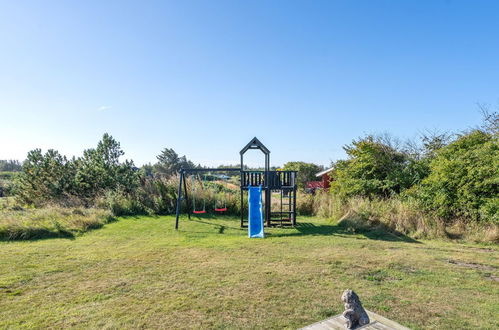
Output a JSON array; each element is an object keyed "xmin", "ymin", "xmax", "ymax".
[
  {"xmin": 3, "ymin": 110, "xmax": 498, "ymax": 243},
  {"xmin": 282, "ymin": 161, "xmax": 324, "ymax": 188},
  {"xmin": 413, "ymin": 130, "xmax": 498, "ymax": 222},
  {"xmin": 0, "ymin": 160, "xmax": 22, "ymax": 172},
  {"xmin": 330, "ymin": 135, "xmax": 429, "ymax": 199},
  {"xmin": 301, "ymin": 111, "xmax": 499, "ymax": 243},
  {"xmin": 0, "ymin": 206, "xmax": 114, "ymax": 240},
  {"xmin": 13, "ymin": 134, "xmax": 139, "ymax": 206},
  {"xmin": 0, "ymin": 172, "xmax": 15, "ymax": 197},
  {"xmin": 0, "ymin": 161, "xmax": 21, "ymax": 197}
]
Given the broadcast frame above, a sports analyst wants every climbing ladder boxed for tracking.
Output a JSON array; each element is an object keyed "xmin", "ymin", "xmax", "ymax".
[{"xmin": 269, "ymin": 188, "xmax": 295, "ymax": 227}]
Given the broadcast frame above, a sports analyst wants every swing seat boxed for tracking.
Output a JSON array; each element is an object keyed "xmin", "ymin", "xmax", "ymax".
[
  {"xmin": 193, "ymin": 210, "xmax": 206, "ymax": 214},
  {"xmin": 215, "ymin": 208, "xmax": 227, "ymax": 212}
]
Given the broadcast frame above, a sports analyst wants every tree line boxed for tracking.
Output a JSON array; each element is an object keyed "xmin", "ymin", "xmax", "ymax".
[
  {"xmin": 328, "ymin": 110, "xmax": 498, "ymax": 223},
  {"xmin": 3, "ymin": 109, "xmax": 497, "ymax": 224}
]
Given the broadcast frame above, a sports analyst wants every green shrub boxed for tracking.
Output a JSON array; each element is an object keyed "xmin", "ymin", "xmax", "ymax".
[
  {"xmin": 98, "ymin": 191, "xmax": 147, "ymax": 216},
  {"xmin": 0, "ymin": 172, "xmax": 17, "ymax": 197},
  {"xmin": 0, "ymin": 171, "xmax": 16, "ymax": 180},
  {"xmin": 330, "ymin": 136, "xmax": 428, "ymax": 199},
  {"xmin": 13, "ymin": 149, "xmax": 76, "ymax": 205},
  {"xmin": 13, "ymin": 134, "xmax": 139, "ymax": 207},
  {"xmin": 414, "ymin": 130, "xmax": 498, "ymax": 223}
]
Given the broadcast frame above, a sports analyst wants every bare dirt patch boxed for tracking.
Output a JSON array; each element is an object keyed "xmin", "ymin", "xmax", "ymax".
[{"xmin": 447, "ymin": 259, "xmax": 497, "ymax": 271}]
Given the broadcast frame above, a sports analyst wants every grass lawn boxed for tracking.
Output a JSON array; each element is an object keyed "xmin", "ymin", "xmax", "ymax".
[{"xmin": 1, "ymin": 215, "xmax": 498, "ymax": 329}]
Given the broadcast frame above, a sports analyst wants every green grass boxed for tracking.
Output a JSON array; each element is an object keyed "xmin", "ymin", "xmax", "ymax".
[{"xmin": 1, "ymin": 215, "xmax": 498, "ymax": 329}]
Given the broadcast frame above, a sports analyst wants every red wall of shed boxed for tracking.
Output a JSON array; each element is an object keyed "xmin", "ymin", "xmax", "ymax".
[{"xmin": 322, "ymin": 173, "xmax": 330, "ymax": 190}]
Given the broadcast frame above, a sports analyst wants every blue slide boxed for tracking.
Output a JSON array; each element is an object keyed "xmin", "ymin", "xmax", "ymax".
[{"xmin": 248, "ymin": 186, "xmax": 264, "ymax": 238}]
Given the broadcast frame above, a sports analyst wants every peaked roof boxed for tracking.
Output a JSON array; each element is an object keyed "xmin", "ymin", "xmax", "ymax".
[
  {"xmin": 315, "ymin": 167, "xmax": 334, "ymax": 178},
  {"xmin": 240, "ymin": 137, "xmax": 270, "ymax": 155}
]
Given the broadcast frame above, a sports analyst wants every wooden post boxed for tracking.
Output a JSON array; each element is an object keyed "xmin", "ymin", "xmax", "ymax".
[
  {"xmin": 183, "ymin": 172, "xmax": 190, "ymax": 220},
  {"xmin": 292, "ymin": 177, "xmax": 297, "ymax": 226},
  {"xmin": 175, "ymin": 171, "xmax": 184, "ymax": 230},
  {"xmin": 240, "ymin": 189, "xmax": 244, "ymax": 227}
]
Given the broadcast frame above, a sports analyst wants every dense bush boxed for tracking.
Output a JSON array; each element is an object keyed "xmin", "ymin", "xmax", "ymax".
[
  {"xmin": 315, "ymin": 113, "xmax": 498, "ymax": 241},
  {"xmin": 14, "ymin": 149, "xmax": 77, "ymax": 205},
  {"xmin": 325, "ymin": 116, "xmax": 498, "ymax": 226},
  {"xmin": 9, "ymin": 134, "xmax": 248, "ymax": 218},
  {"xmin": 413, "ymin": 130, "xmax": 498, "ymax": 223},
  {"xmin": 0, "ymin": 172, "xmax": 16, "ymax": 197},
  {"xmin": 73, "ymin": 134, "xmax": 139, "ymax": 199},
  {"xmin": 330, "ymin": 136, "xmax": 428, "ymax": 199},
  {"xmin": 98, "ymin": 177, "xmax": 179, "ymax": 216},
  {"xmin": 13, "ymin": 134, "xmax": 139, "ymax": 206}
]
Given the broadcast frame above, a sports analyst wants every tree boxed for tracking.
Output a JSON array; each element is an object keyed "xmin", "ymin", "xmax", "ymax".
[
  {"xmin": 74, "ymin": 133, "xmax": 138, "ymax": 198},
  {"xmin": 0, "ymin": 160, "xmax": 22, "ymax": 172},
  {"xmin": 154, "ymin": 148, "xmax": 194, "ymax": 177},
  {"xmin": 140, "ymin": 163, "xmax": 155, "ymax": 177},
  {"xmin": 420, "ymin": 130, "xmax": 453, "ymax": 158},
  {"xmin": 477, "ymin": 103, "xmax": 499, "ymax": 135},
  {"xmin": 282, "ymin": 161, "xmax": 324, "ymax": 189},
  {"xmin": 14, "ymin": 149, "xmax": 76, "ymax": 205},
  {"xmin": 14, "ymin": 134, "xmax": 139, "ymax": 205}
]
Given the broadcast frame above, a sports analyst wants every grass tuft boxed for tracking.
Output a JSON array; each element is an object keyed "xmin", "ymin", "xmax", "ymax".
[{"xmin": 0, "ymin": 206, "xmax": 115, "ymax": 240}]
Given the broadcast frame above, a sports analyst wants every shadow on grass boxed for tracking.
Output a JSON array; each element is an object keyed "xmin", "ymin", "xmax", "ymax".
[
  {"xmin": 0, "ymin": 228, "xmax": 76, "ymax": 242},
  {"xmin": 181, "ymin": 215, "xmax": 420, "ymax": 243},
  {"xmin": 181, "ymin": 217, "xmax": 243, "ymax": 233},
  {"xmin": 0, "ymin": 217, "xmax": 117, "ymax": 242},
  {"xmin": 270, "ymin": 221, "xmax": 421, "ymax": 243}
]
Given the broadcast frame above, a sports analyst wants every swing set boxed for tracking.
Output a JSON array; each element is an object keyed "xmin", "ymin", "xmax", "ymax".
[{"xmin": 175, "ymin": 137, "xmax": 298, "ymax": 230}]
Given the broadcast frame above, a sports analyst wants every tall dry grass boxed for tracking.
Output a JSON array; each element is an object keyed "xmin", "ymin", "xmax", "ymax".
[
  {"xmin": 0, "ymin": 206, "xmax": 115, "ymax": 240},
  {"xmin": 298, "ymin": 192, "xmax": 498, "ymax": 243},
  {"xmin": 337, "ymin": 197, "xmax": 445, "ymax": 238},
  {"xmin": 296, "ymin": 191, "xmax": 343, "ymax": 219}
]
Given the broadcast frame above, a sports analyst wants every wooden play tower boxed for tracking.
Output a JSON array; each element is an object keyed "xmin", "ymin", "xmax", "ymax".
[
  {"xmin": 174, "ymin": 137, "xmax": 298, "ymax": 229},
  {"xmin": 239, "ymin": 137, "xmax": 297, "ymax": 227}
]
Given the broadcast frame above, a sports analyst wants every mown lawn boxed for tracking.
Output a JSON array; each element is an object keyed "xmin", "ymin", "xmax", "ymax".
[{"xmin": 1, "ymin": 216, "xmax": 498, "ymax": 329}]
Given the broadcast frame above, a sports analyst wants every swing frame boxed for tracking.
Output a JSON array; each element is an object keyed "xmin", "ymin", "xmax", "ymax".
[{"xmin": 174, "ymin": 137, "xmax": 298, "ymax": 230}]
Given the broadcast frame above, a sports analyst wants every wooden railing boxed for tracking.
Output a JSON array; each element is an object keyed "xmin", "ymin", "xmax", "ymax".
[{"xmin": 241, "ymin": 171, "xmax": 296, "ymax": 189}]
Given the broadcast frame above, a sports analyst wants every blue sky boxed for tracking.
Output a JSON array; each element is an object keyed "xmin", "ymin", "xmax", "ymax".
[{"xmin": 1, "ymin": 1, "xmax": 498, "ymax": 167}]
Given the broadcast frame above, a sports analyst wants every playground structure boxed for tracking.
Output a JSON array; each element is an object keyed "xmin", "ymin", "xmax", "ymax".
[{"xmin": 175, "ymin": 137, "xmax": 298, "ymax": 230}]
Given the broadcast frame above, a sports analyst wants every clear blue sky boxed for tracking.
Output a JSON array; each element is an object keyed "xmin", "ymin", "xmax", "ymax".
[{"xmin": 1, "ymin": 1, "xmax": 498, "ymax": 167}]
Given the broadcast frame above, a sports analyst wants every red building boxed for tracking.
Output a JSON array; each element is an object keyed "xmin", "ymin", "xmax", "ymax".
[{"xmin": 305, "ymin": 167, "xmax": 334, "ymax": 193}]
